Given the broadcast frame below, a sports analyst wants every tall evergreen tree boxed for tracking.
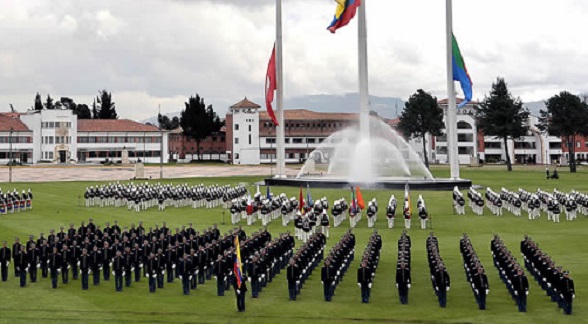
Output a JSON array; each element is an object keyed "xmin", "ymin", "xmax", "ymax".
[
  {"xmin": 397, "ymin": 89, "xmax": 444, "ymax": 169},
  {"xmin": 75, "ymin": 104, "xmax": 92, "ymax": 119},
  {"xmin": 537, "ymin": 91, "xmax": 588, "ymax": 173},
  {"xmin": 92, "ymin": 99, "xmax": 99, "ymax": 119},
  {"xmin": 180, "ymin": 94, "xmax": 224, "ymax": 160},
  {"xmin": 44, "ymin": 94, "xmax": 55, "ymax": 110},
  {"xmin": 476, "ymin": 77, "xmax": 529, "ymax": 171},
  {"xmin": 96, "ymin": 90, "xmax": 118, "ymax": 119},
  {"xmin": 34, "ymin": 92, "xmax": 44, "ymax": 111}
]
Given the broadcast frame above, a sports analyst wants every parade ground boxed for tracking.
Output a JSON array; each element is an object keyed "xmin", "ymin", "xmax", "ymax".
[{"xmin": 0, "ymin": 165, "xmax": 585, "ymax": 323}]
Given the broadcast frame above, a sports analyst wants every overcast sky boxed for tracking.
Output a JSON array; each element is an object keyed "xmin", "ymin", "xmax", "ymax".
[{"xmin": 0, "ymin": 0, "xmax": 586, "ymax": 120}]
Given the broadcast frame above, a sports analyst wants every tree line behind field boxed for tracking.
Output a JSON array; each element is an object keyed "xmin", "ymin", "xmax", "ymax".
[{"xmin": 397, "ymin": 77, "xmax": 588, "ymax": 173}]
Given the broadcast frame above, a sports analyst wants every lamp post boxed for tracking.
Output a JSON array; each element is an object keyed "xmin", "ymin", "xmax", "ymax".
[{"xmin": 9, "ymin": 127, "xmax": 13, "ymax": 183}]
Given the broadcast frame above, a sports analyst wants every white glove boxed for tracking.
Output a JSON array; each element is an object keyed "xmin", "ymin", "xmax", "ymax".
[
  {"xmin": 475, "ymin": 289, "xmax": 479, "ymax": 295},
  {"xmin": 407, "ymin": 284, "xmax": 411, "ymax": 289},
  {"xmin": 236, "ymin": 289, "xmax": 241, "ymax": 294},
  {"xmin": 542, "ymin": 278, "xmax": 547, "ymax": 282},
  {"xmin": 302, "ymin": 269, "xmax": 306, "ymax": 274},
  {"xmin": 471, "ymin": 283, "xmax": 475, "ymax": 289},
  {"xmin": 258, "ymin": 277, "xmax": 262, "ymax": 282},
  {"xmin": 446, "ymin": 287, "xmax": 450, "ymax": 291},
  {"xmin": 172, "ymin": 264, "xmax": 176, "ymax": 269},
  {"xmin": 189, "ymin": 276, "xmax": 193, "ymax": 280},
  {"xmin": 57, "ymin": 269, "xmax": 61, "ymax": 274},
  {"xmin": 214, "ymin": 275, "xmax": 218, "ymax": 280},
  {"xmin": 37, "ymin": 263, "xmax": 40, "ymax": 268},
  {"xmin": 109, "ymin": 262, "xmax": 113, "ymax": 267},
  {"xmin": 79, "ymin": 270, "xmax": 83, "ymax": 274},
  {"xmin": 25, "ymin": 267, "xmax": 29, "ymax": 272},
  {"xmin": 356, "ymin": 282, "xmax": 360, "ymax": 287},
  {"xmin": 573, "ymin": 294, "xmax": 575, "ymax": 299},
  {"xmin": 261, "ymin": 274, "xmax": 265, "ymax": 279},
  {"xmin": 161, "ymin": 271, "xmax": 164, "ymax": 275},
  {"xmin": 223, "ymin": 276, "xmax": 227, "ymax": 281},
  {"xmin": 248, "ymin": 277, "xmax": 251, "ymax": 282},
  {"xmin": 122, "ymin": 271, "xmax": 126, "ymax": 276},
  {"xmin": 514, "ymin": 291, "xmax": 518, "ymax": 296},
  {"xmin": 337, "ymin": 271, "xmax": 340, "ymax": 275},
  {"xmin": 145, "ymin": 273, "xmax": 149, "ymax": 278},
  {"xmin": 7, "ymin": 262, "xmax": 10, "ymax": 266},
  {"xmin": 99, "ymin": 266, "xmax": 103, "ymax": 271},
  {"xmin": 435, "ymin": 287, "xmax": 439, "ymax": 292},
  {"xmin": 89, "ymin": 270, "xmax": 92, "ymax": 274},
  {"xmin": 131, "ymin": 267, "xmax": 135, "ymax": 272},
  {"xmin": 368, "ymin": 283, "xmax": 372, "ymax": 288},
  {"xmin": 486, "ymin": 289, "xmax": 489, "ymax": 295},
  {"xmin": 179, "ymin": 275, "xmax": 182, "ymax": 279},
  {"xmin": 112, "ymin": 271, "xmax": 116, "ymax": 276},
  {"xmin": 67, "ymin": 265, "xmax": 71, "ymax": 269},
  {"xmin": 396, "ymin": 283, "xmax": 399, "ymax": 288},
  {"xmin": 296, "ymin": 281, "xmax": 300, "ymax": 285},
  {"xmin": 139, "ymin": 264, "xmax": 143, "ymax": 268},
  {"xmin": 331, "ymin": 281, "xmax": 335, "ymax": 286},
  {"xmin": 526, "ymin": 291, "xmax": 529, "ymax": 296},
  {"xmin": 547, "ymin": 282, "xmax": 551, "ymax": 288}
]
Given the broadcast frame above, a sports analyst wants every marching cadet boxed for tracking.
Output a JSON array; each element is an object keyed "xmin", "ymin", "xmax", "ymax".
[
  {"xmin": 61, "ymin": 244, "xmax": 71, "ymax": 284},
  {"xmin": 513, "ymin": 268, "xmax": 529, "ymax": 312},
  {"xmin": 123, "ymin": 247, "xmax": 134, "ymax": 287},
  {"xmin": 156, "ymin": 248, "xmax": 166, "ymax": 289},
  {"xmin": 417, "ymin": 195, "xmax": 429, "ymax": 230},
  {"xmin": 102, "ymin": 241, "xmax": 112, "ymax": 281},
  {"xmin": 560, "ymin": 271, "xmax": 575, "ymax": 315},
  {"xmin": 39, "ymin": 239, "xmax": 50, "ymax": 278},
  {"xmin": 178, "ymin": 253, "xmax": 192, "ymax": 295},
  {"xmin": 112, "ymin": 250, "xmax": 125, "ymax": 292},
  {"xmin": 233, "ymin": 275, "xmax": 248, "ymax": 312},
  {"xmin": 90, "ymin": 245, "xmax": 102, "ymax": 285},
  {"xmin": 396, "ymin": 261, "xmax": 411, "ymax": 304},
  {"xmin": 387, "ymin": 195, "xmax": 397, "ymax": 229},
  {"xmin": 286, "ymin": 258, "xmax": 299, "ymax": 301},
  {"xmin": 366, "ymin": 200, "xmax": 377, "ymax": 228},
  {"xmin": 357, "ymin": 260, "xmax": 372, "ymax": 303},
  {"xmin": 472, "ymin": 267, "xmax": 489, "ymax": 310},
  {"xmin": 321, "ymin": 259, "xmax": 335, "ymax": 302},
  {"xmin": 16, "ymin": 246, "xmax": 29, "ymax": 287},
  {"xmin": 0, "ymin": 241, "xmax": 11, "ymax": 281},
  {"xmin": 12, "ymin": 237, "xmax": 21, "ymax": 277},
  {"xmin": 28, "ymin": 242, "xmax": 39, "ymax": 283},
  {"xmin": 146, "ymin": 252, "xmax": 158, "ymax": 293},
  {"xmin": 214, "ymin": 254, "xmax": 227, "ymax": 296},
  {"xmin": 79, "ymin": 248, "xmax": 91, "ymax": 290},
  {"xmin": 48, "ymin": 247, "xmax": 62, "ymax": 289},
  {"xmin": 320, "ymin": 210, "xmax": 330, "ymax": 238},
  {"xmin": 434, "ymin": 263, "xmax": 451, "ymax": 308}
]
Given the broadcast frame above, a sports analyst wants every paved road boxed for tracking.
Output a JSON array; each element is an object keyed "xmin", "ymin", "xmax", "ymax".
[{"xmin": 0, "ymin": 164, "xmax": 299, "ymax": 183}]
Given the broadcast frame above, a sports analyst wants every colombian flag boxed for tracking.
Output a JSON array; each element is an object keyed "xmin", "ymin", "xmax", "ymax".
[
  {"xmin": 452, "ymin": 34, "xmax": 473, "ymax": 108},
  {"xmin": 327, "ymin": 0, "xmax": 361, "ymax": 33},
  {"xmin": 234, "ymin": 236, "xmax": 244, "ymax": 288}
]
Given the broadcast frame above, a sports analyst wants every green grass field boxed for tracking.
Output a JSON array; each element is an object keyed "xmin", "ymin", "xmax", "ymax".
[{"xmin": 0, "ymin": 166, "xmax": 586, "ymax": 323}]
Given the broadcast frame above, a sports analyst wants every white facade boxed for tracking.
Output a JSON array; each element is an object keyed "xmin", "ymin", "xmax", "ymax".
[
  {"xmin": 21, "ymin": 109, "xmax": 78, "ymax": 163},
  {"xmin": 435, "ymin": 104, "xmax": 478, "ymax": 164},
  {"xmin": 231, "ymin": 107, "xmax": 260, "ymax": 165}
]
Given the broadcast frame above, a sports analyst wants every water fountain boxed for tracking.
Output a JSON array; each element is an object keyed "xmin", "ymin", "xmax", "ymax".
[{"xmin": 266, "ymin": 114, "xmax": 471, "ymax": 190}]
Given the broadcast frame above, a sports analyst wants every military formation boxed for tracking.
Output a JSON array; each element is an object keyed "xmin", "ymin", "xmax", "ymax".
[
  {"xmin": 0, "ymin": 188, "xmax": 33, "ymax": 214},
  {"xmin": 84, "ymin": 183, "xmax": 247, "ymax": 212},
  {"xmin": 426, "ymin": 233, "xmax": 451, "ymax": 308},
  {"xmin": 356, "ymin": 230, "xmax": 381, "ymax": 303},
  {"xmin": 491, "ymin": 234, "xmax": 529, "ymax": 312},
  {"xmin": 460, "ymin": 234, "xmax": 489, "ymax": 310},
  {"xmin": 321, "ymin": 231, "xmax": 355, "ymax": 301},
  {"xmin": 286, "ymin": 232, "xmax": 326, "ymax": 300},
  {"xmin": 521, "ymin": 235, "xmax": 575, "ymax": 315},
  {"xmin": 395, "ymin": 231, "xmax": 411, "ymax": 304}
]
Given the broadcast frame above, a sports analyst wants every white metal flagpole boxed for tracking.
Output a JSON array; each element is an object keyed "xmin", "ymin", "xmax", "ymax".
[
  {"xmin": 275, "ymin": 0, "xmax": 286, "ymax": 178},
  {"xmin": 446, "ymin": 0, "xmax": 460, "ymax": 179},
  {"xmin": 358, "ymin": 0, "xmax": 370, "ymax": 136}
]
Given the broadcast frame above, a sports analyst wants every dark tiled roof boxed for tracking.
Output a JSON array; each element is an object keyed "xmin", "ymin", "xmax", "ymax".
[
  {"xmin": 231, "ymin": 97, "xmax": 261, "ymax": 109},
  {"xmin": 0, "ymin": 114, "xmax": 31, "ymax": 132},
  {"xmin": 78, "ymin": 119, "xmax": 159, "ymax": 132}
]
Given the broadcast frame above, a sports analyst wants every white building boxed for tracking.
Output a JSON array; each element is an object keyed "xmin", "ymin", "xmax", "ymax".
[
  {"xmin": 225, "ymin": 98, "xmax": 261, "ymax": 165},
  {"xmin": 0, "ymin": 109, "xmax": 168, "ymax": 164}
]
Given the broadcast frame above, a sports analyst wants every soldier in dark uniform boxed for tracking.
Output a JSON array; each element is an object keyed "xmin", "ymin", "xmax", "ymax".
[
  {"xmin": 39, "ymin": 239, "xmax": 50, "ymax": 278},
  {"xmin": 112, "ymin": 250, "xmax": 125, "ymax": 292},
  {"xmin": 123, "ymin": 247, "xmax": 134, "ymax": 287},
  {"xmin": 248, "ymin": 255, "xmax": 261, "ymax": 298},
  {"xmin": 28, "ymin": 243, "xmax": 39, "ymax": 283},
  {"xmin": 146, "ymin": 252, "xmax": 158, "ymax": 293},
  {"xmin": 357, "ymin": 260, "xmax": 372, "ymax": 303},
  {"xmin": 233, "ymin": 274, "xmax": 248, "ymax": 312},
  {"xmin": 79, "ymin": 248, "xmax": 91, "ymax": 290},
  {"xmin": 156, "ymin": 248, "xmax": 166, "ymax": 289},
  {"xmin": 321, "ymin": 259, "xmax": 335, "ymax": 301},
  {"xmin": 16, "ymin": 246, "xmax": 28, "ymax": 287},
  {"xmin": 178, "ymin": 253, "xmax": 192, "ymax": 295},
  {"xmin": 560, "ymin": 271, "xmax": 575, "ymax": 315},
  {"xmin": 102, "ymin": 241, "xmax": 112, "ymax": 281},
  {"xmin": 61, "ymin": 244, "xmax": 71, "ymax": 284},
  {"xmin": 396, "ymin": 261, "xmax": 411, "ymax": 304},
  {"xmin": 48, "ymin": 247, "xmax": 62, "ymax": 289},
  {"xmin": 90, "ymin": 245, "xmax": 102, "ymax": 285},
  {"xmin": 286, "ymin": 258, "xmax": 299, "ymax": 300},
  {"xmin": 513, "ymin": 268, "xmax": 529, "ymax": 312},
  {"xmin": 214, "ymin": 254, "xmax": 226, "ymax": 296},
  {"xmin": 0, "ymin": 241, "xmax": 10, "ymax": 281},
  {"xmin": 12, "ymin": 237, "xmax": 21, "ymax": 277},
  {"xmin": 434, "ymin": 264, "xmax": 451, "ymax": 307},
  {"xmin": 472, "ymin": 267, "xmax": 489, "ymax": 310}
]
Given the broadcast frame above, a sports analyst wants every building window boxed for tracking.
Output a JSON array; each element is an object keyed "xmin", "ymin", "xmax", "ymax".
[
  {"xmin": 235, "ymin": 153, "xmax": 240, "ymax": 160},
  {"xmin": 577, "ymin": 141, "xmax": 581, "ymax": 148},
  {"xmin": 235, "ymin": 138, "xmax": 239, "ymax": 144},
  {"xmin": 307, "ymin": 138, "xmax": 316, "ymax": 144},
  {"xmin": 248, "ymin": 125, "xmax": 252, "ymax": 132},
  {"xmin": 285, "ymin": 138, "xmax": 290, "ymax": 144},
  {"xmin": 266, "ymin": 138, "xmax": 276, "ymax": 144},
  {"xmin": 248, "ymin": 134, "xmax": 252, "ymax": 145},
  {"xmin": 293, "ymin": 138, "xmax": 303, "ymax": 144},
  {"xmin": 288, "ymin": 153, "xmax": 295, "ymax": 159},
  {"xmin": 235, "ymin": 124, "xmax": 239, "ymax": 131}
]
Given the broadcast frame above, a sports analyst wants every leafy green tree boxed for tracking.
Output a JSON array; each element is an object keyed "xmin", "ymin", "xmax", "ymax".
[
  {"xmin": 397, "ymin": 89, "xmax": 445, "ymax": 168},
  {"xmin": 157, "ymin": 114, "xmax": 181, "ymax": 130},
  {"xmin": 75, "ymin": 104, "xmax": 92, "ymax": 119},
  {"xmin": 34, "ymin": 93, "xmax": 43, "ymax": 111},
  {"xmin": 44, "ymin": 94, "xmax": 55, "ymax": 110},
  {"xmin": 476, "ymin": 77, "xmax": 529, "ymax": 171},
  {"xmin": 537, "ymin": 91, "xmax": 588, "ymax": 172},
  {"xmin": 180, "ymin": 94, "xmax": 224, "ymax": 160},
  {"xmin": 96, "ymin": 90, "xmax": 118, "ymax": 119}
]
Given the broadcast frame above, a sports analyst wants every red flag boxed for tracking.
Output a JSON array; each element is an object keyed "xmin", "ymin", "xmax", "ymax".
[
  {"xmin": 265, "ymin": 44, "xmax": 279, "ymax": 126},
  {"xmin": 298, "ymin": 186, "xmax": 305, "ymax": 212},
  {"xmin": 356, "ymin": 186, "xmax": 365, "ymax": 210}
]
